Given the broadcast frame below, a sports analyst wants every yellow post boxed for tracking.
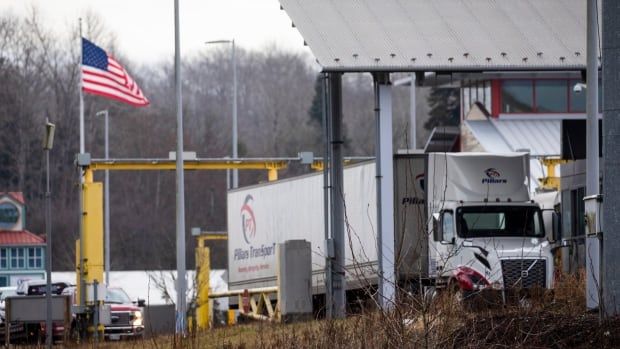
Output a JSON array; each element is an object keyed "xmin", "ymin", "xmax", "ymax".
[
  {"xmin": 268, "ymin": 168, "xmax": 278, "ymax": 181},
  {"xmin": 75, "ymin": 239, "xmax": 81, "ymax": 305},
  {"xmin": 196, "ymin": 238, "xmax": 210, "ymax": 329},
  {"xmin": 82, "ymin": 180, "xmax": 104, "ymax": 290},
  {"xmin": 538, "ymin": 158, "xmax": 569, "ymax": 191},
  {"xmin": 227, "ymin": 310, "xmax": 236, "ymax": 325}
]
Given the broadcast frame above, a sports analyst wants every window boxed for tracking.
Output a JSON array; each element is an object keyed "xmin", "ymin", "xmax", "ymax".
[
  {"xmin": 28, "ymin": 248, "xmax": 42, "ymax": 269},
  {"xmin": 105, "ymin": 288, "xmax": 132, "ymax": 304},
  {"xmin": 501, "ymin": 80, "xmax": 534, "ymax": 113},
  {"xmin": 536, "ymin": 80, "xmax": 568, "ymax": 112},
  {"xmin": 499, "ymin": 78, "xmax": 601, "ymax": 114},
  {"xmin": 10, "ymin": 248, "xmax": 25, "ymax": 269},
  {"xmin": 457, "ymin": 206, "xmax": 544, "ymax": 238},
  {"xmin": 432, "ymin": 215, "xmax": 440, "ymax": 241},
  {"xmin": 572, "ymin": 188, "xmax": 585, "ymax": 238},
  {"xmin": 441, "ymin": 211, "xmax": 455, "ymax": 242},
  {"xmin": 561, "ymin": 190, "xmax": 572, "ymax": 239},
  {"xmin": 462, "ymin": 212, "xmax": 506, "ymax": 230},
  {"xmin": 0, "ymin": 276, "xmax": 7, "ymax": 287},
  {"xmin": 569, "ymin": 79, "xmax": 586, "ymax": 112},
  {"xmin": 462, "ymin": 81, "xmax": 492, "ymax": 117},
  {"xmin": 0, "ymin": 249, "xmax": 7, "ymax": 269}
]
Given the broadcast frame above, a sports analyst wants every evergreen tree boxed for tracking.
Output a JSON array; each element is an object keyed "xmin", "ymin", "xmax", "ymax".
[
  {"xmin": 308, "ymin": 74, "xmax": 323, "ymax": 125},
  {"xmin": 424, "ymin": 87, "xmax": 460, "ymax": 130}
]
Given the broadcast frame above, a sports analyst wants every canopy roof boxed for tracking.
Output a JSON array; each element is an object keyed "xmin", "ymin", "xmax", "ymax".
[{"xmin": 280, "ymin": 0, "xmax": 594, "ymax": 72}]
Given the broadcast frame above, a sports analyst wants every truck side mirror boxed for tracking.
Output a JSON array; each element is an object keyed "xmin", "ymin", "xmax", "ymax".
[
  {"xmin": 432, "ymin": 213, "xmax": 441, "ymax": 241},
  {"xmin": 551, "ymin": 212, "xmax": 561, "ymax": 243},
  {"xmin": 440, "ymin": 237, "xmax": 455, "ymax": 245}
]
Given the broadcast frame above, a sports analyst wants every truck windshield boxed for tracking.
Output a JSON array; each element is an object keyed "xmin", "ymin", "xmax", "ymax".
[
  {"xmin": 106, "ymin": 288, "xmax": 132, "ymax": 304},
  {"xmin": 456, "ymin": 206, "xmax": 544, "ymax": 238}
]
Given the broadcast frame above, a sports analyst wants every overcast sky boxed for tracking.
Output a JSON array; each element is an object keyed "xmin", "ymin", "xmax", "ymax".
[{"xmin": 0, "ymin": 0, "xmax": 311, "ymax": 64}]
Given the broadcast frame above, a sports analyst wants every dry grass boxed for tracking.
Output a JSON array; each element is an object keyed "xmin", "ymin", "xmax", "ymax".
[{"xmin": 48, "ymin": 273, "xmax": 620, "ymax": 348}]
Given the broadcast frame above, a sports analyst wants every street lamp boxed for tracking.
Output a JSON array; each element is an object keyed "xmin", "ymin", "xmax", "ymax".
[
  {"xmin": 43, "ymin": 118, "xmax": 55, "ymax": 349},
  {"xmin": 205, "ymin": 39, "xmax": 238, "ymax": 189},
  {"xmin": 95, "ymin": 110, "xmax": 111, "ymax": 286}
]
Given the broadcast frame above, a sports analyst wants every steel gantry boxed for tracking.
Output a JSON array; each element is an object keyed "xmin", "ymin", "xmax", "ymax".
[
  {"xmin": 85, "ymin": 157, "xmax": 290, "ymax": 181},
  {"xmin": 74, "ymin": 154, "xmax": 372, "ymax": 332},
  {"xmin": 74, "ymin": 156, "xmax": 290, "ymax": 320}
]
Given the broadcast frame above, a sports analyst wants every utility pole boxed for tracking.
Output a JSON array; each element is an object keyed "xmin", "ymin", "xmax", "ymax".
[
  {"xmin": 232, "ymin": 39, "xmax": 238, "ymax": 188},
  {"xmin": 43, "ymin": 119, "xmax": 55, "ymax": 349},
  {"xmin": 205, "ymin": 39, "xmax": 238, "ymax": 188}
]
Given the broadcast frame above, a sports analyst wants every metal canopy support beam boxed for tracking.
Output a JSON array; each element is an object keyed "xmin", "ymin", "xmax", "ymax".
[
  {"xmin": 328, "ymin": 72, "xmax": 346, "ymax": 318},
  {"xmin": 410, "ymin": 73, "xmax": 417, "ymax": 149},
  {"xmin": 374, "ymin": 73, "xmax": 396, "ymax": 309},
  {"xmin": 603, "ymin": 0, "xmax": 620, "ymax": 316},
  {"xmin": 585, "ymin": 0, "xmax": 601, "ymax": 310},
  {"xmin": 322, "ymin": 73, "xmax": 333, "ymax": 319}
]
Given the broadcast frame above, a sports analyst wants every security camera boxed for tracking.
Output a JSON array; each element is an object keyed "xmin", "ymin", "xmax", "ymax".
[{"xmin": 573, "ymin": 82, "xmax": 587, "ymax": 94}]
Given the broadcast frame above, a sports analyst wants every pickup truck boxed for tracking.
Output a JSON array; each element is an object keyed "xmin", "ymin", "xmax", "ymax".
[
  {"xmin": 62, "ymin": 286, "xmax": 144, "ymax": 340},
  {"xmin": 104, "ymin": 287, "xmax": 145, "ymax": 340}
]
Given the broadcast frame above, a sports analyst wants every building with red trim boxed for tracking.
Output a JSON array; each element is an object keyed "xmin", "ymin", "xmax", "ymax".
[{"xmin": 0, "ymin": 192, "xmax": 45, "ymax": 286}]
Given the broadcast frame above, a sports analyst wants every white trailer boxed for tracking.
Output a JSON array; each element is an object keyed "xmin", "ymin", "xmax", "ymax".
[
  {"xmin": 227, "ymin": 162, "xmax": 378, "ymax": 292},
  {"xmin": 227, "ymin": 152, "xmax": 554, "ymax": 301}
]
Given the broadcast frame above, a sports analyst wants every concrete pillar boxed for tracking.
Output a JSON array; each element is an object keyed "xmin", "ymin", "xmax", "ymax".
[
  {"xmin": 585, "ymin": 0, "xmax": 601, "ymax": 310},
  {"xmin": 602, "ymin": 0, "xmax": 620, "ymax": 316},
  {"xmin": 374, "ymin": 73, "xmax": 396, "ymax": 309}
]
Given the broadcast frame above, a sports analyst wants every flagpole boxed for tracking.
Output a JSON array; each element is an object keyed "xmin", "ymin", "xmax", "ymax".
[
  {"xmin": 78, "ymin": 17, "xmax": 87, "ymax": 321},
  {"xmin": 79, "ymin": 19, "xmax": 85, "ymax": 154}
]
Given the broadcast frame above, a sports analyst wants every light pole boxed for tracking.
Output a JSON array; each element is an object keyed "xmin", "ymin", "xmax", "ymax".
[
  {"xmin": 174, "ymin": 0, "xmax": 188, "ymax": 334},
  {"xmin": 205, "ymin": 39, "xmax": 238, "ymax": 188},
  {"xmin": 96, "ymin": 110, "xmax": 111, "ymax": 286},
  {"xmin": 43, "ymin": 118, "xmax": 55, "ymax": 349}
]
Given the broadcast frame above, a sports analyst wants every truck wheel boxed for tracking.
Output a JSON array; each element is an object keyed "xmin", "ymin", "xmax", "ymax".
[{"xmin": 448, "ymin": 281, "xmax": 471, "ymax": 310}]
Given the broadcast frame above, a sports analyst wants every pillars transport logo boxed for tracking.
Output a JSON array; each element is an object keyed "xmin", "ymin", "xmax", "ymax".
[
  {"xmin": 401, "ymin": 173, "xmax": 426, "ymax": 206},
  {"xmin": 482, "ymin": 168, "xmax": 507, "ymax": 184},
  {"xmin": 234, "ymin": 194, "xmax": 276, "ymax": 263},
  {"xmin": 240, "ymin": 194, "xmax": 256, "ymax": 244}
]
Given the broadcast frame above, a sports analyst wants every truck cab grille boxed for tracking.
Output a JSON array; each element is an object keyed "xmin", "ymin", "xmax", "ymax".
[
  {"xmin": 501, "ymin": 259, "xmax": 546, "ymax": 289},
  {"xmin": 110, "ymin": 312, "xmax": 131, "ymax": 326}
]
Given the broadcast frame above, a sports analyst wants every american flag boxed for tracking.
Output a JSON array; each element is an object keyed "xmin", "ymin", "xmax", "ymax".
[{"xmin": 81, "ymin": 38, "xmax": 149, "ymax": 107}]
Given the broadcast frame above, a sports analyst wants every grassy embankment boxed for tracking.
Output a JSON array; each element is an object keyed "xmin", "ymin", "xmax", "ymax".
[{"xmin": 66, "ymin": 273, "xmax": 620, "ymax": 348}]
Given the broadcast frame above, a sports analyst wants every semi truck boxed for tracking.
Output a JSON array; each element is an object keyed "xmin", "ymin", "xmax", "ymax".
[{"xmin": 227, "ymin": 152, "xmax": 555, "ymax": 306}]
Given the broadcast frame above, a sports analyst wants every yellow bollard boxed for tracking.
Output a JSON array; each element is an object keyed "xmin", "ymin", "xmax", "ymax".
[
  {"xmin": 196, "ymin": 243, "xmax": 210, "ymax": 329},
  {"xmin": 227, "ymin": 310, "xmax": 236, "ymax": 326},
  {"xmin": 268, "ymin": 168, "xmax": 278, "ymax": 181}
]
